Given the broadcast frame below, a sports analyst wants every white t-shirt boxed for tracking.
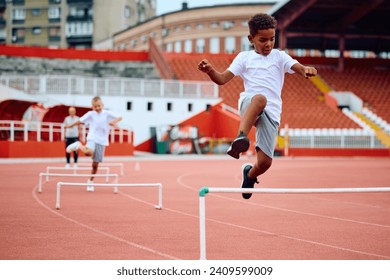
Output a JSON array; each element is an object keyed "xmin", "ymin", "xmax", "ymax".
[
  {"xmin": 227, "ymin": 49, "xmax": 298, "ymax": 123},
  {"xmin": 80, "ymin": 110, "xmax": 119, "ymax": 146},
  {"xmin": 64, "ymin": 115, "xmax": 80, "ymax": 138}
]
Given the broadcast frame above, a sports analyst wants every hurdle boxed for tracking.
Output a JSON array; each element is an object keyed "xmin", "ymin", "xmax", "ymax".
[
  {"xmin": 55, "ymin": 182, "xmax": 163, "ymax": 210},
  {"xmin": 76, "ymin": 162, "xmax": 124, "ymax": 176},
  {"xmin": 198, "ymin": 186, "xmax": 390, "ymax": 260},
  {"xmin": 38, "ymin": 172, "xmax": 119, "ymax": 193},
  {"xmin": 45, "ymin": 166, "xmax": 111, "ymax": 182}
]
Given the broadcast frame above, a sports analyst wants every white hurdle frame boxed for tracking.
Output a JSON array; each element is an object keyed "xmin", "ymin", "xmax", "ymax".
[
  {"xmin": 198, "ymin": 186, "xmax": 390, "ymax": 260},
  {"xmin": 55, "ymin": 182, "xmax": 163, "ymax": 210},
  {"xmin": 45, "ymin": 166, "xmax": 111, "ymax": 182},
  {"xmin": 76, "ymin": 162, "xmax": 124, "ymax": 176},
  {"xmin": 38, "ymin": 172, "xmax": 118, "ymax": 193}
]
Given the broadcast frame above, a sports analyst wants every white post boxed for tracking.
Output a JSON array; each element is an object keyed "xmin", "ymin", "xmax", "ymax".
[
  {"xmin": 49, "ymin": 123, "xmax": 53, "ymax": 142},
  {"xmin": 23, "ymin": 122, "xmax": 28, "ymax": 142},
  {"xmin": 10, "ymin": 121, "xmax": 14, "ymax": 141},
  {"xmin": 284, "ymin": 124, "xmax": 289, "ymax": 157},
  {"xmin": 157, "ymin": 183, "xmax": 163, "ymax": 209},
  {"xmin": 199, "ymin": 195, "xmax": 206, "ymax": 260},
  {"xmin": 39, "ymin": 173, "xmax": 43, "ymax": 193},
  {"xmin": 56, "ymin": 183, "xmax": 61, "ymax": 209}
]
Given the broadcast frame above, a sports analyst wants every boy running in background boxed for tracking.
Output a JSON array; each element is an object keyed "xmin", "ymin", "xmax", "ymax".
[{"xmin": 65, "ymin": 96, "xmax": 122, "ymax": 192}]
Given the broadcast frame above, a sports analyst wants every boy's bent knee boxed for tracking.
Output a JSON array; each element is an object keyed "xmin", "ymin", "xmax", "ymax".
[{"xmin": 252, "ymin": 94, "xmax": 267, "ymax": 107}]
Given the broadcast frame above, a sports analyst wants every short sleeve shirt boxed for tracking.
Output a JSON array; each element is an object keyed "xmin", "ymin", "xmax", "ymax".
[
  {"xmin": 227, "ymin": 49, "xmax": 298, "ymax": 123},
  {"xmin": 80, "ymin": 110, "xmax": 119, "ymax": 146}
]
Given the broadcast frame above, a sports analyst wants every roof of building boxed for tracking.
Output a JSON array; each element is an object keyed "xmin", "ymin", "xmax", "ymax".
[{"xmin": 270, "ymin": 0, "xmax": 390, "ymax": 53}]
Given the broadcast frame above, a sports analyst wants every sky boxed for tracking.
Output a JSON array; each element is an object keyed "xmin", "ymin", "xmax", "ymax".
[{"xmin": 156, "ymin": 0, "xmax": 279, "ymax": 15}]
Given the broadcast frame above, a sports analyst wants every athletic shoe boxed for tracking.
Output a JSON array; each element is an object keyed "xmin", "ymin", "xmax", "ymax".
[
  {"xmin": 66, "ymin": 141, "xmax": 81, "ymax": 153},
  {"xmin": 65, "ymin": 163, "xmax": 70, "ymax": 168},
  {"xmin": 241, "ymin": 163, "xmax": 258, "ymax": 199},
  {"xmin": 227, "ymin": 131, "xmax": 250, "ymax": 159},
  {"xmin": 73, "ymin": 163, "xmax": 78, "ymax": 168},
  {"xmin": 86, "ymin": 179, "xmax": 94, "ymax": 192}
]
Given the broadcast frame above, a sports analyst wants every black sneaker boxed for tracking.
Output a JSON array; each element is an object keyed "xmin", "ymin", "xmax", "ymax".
[
  {"xmin": 227, "ymin": 131, "xmax": 250, "ymax": 159},
  {"xmin": 241, "ymin": 163, "xmax": 258, "ymax": 199}
]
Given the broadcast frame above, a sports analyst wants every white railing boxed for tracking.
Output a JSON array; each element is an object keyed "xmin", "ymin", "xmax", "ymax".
[
  {"xmin": 0, "ymin": 120, "xmax": 132, "ymax": 144},
  {"xmin": 0, "ymin": 75, "xmax": 219, "ymax": 99},
  {"xmin": 280, "ymin": 128, "xmax": 386, "ymax": 149}
]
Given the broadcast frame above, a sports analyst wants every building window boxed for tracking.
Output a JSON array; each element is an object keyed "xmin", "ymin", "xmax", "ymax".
[
  {"xmin": 196, "ymin": 23, "xmax": 204, "ymax": 29},
  {"xmin": 225, "ymin": 36, "xmax": 235, "ymax": 53},
  {"xmin": 167, "ymin": 102, "xmax": 172, "ymax": 111},
  {"xmin": 124, "ymin": 6, "xmax": 131, "ymax": 18},
  {"xmin": 222, "ymin": 21, "xmax": 235, "ymax": 30},
  {"xmin": 12, "ymin": 8, "xmax": 26, "ymax": 20},
  {"xmin": 196, "ymin": 38, "xmax": 205, "ymax": 53},
  {"xmin": 210, "ymin": 21, "xmax": 219, "ymax": 28},
  {"xmin": 49, "ymin": 27, "xmax": 61, "ymax": 42},
  {"xmin": 241, "ymin": 35, "xmax": 251, "ymax": 51},
  {"xmin": 162, "ymin": 28, "xmax": 169, "ymax": 37},
  {"xmin": 12, "ymin": 28, "xmax": 25, "ymax": 43},
  {"xmin": 48, "ymin": 7, "xmax": 61, "ymax": 19},
  {"xmin": 66, "ymin": 22, "xmax": 93, "ymax": 37},
  {"xmin": 127, "ymin": 102, "xmax": 132, "ymax": 111},
  {"xmin": 147, "ymin": 102, "xmax": 153, "ymax": 111},
  {"xmin": 188, "ymin": 103, "xmax": 193, "ymax": 112},
  {"xmin": 31, "ymin": 8, "xmax": 41, "ymax": 16},
  {"xmin": 166, "ymin": 42, "xmax": 172, "ymax": 52},
  {"xmin": 184, "ymin": 39, "xmax": 192, "ymax": 53},
  {"xmin": 32, "ymin": 27, "xmax": 42, "ymax": 35},
  {"xmin": 174, "ymin": 41, "xmax": 181, "ymax": 53},
  {"xmin": 210, "ymin": 37, "xmax": 219, "ymax": 53}
]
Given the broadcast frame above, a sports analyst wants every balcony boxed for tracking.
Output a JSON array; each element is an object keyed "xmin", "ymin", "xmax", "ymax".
[
  {"xmin": 12, "ymin": 36, "xmax": 24, "ymax": 43},
  {"xmin": 66, "ymin": 35, "xmax": 92, "ymax": 45},
  {"xmin": 67, "ymin": 0, "xmax": 92, "ymax": 4},
  {"xmin": 0, "ymin": 0, "xmax": 5, "ymax": 13},
  {"xmin": 49, "ymin": 18, "xmax": 61, "ymax": 23},
  {"xmin": 66, "ymin": 15, "xmax": 92, "ymax": 22},
  {"xmin": 0, "ymin": 18, "xmax": 5, "ymax": 28},
  {"xmin": 12, "ymin": 0, "xmax": 25, "ymax": 5},
  {"xmin": 49, "ymin": 35, "xmax": 61, "ymax": 42}
]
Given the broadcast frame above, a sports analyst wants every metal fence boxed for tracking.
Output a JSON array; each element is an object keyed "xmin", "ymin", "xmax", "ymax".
[
  {"xmin": 0, "ymin": 75, "xmax": 218, "ymax": 99},
  {"xmin": 0, "ymin": 120, "xmax": 132, "ymax": 143},
  {"xmin": 281, "ymin": 128, "xmax": 386, "ymax": 149}
]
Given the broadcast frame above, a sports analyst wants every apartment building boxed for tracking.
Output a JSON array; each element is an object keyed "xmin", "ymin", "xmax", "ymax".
[
  {"xmin": 1, "ymin": 0, "xmax": 156, "ymax": 48},
  {"xmin": 0, "ymin": 0, "xmax": 7, "ymax": 44}
]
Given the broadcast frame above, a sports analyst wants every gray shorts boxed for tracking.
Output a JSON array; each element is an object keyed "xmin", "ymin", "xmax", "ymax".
[
  {"xmin": 239, "ymin": 95, "xmax": 279, "ymax": 158},
  {"xmin": 85, "ymin": 140, "xmax": 105, "ymax": 162}
]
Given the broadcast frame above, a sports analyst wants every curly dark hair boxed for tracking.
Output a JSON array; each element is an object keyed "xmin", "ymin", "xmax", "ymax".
[{"xmin": 248, "ymin": 13, "xmax": 277, "ymax": 36}]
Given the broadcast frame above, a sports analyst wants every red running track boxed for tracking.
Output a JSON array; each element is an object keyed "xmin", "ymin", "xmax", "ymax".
[{"xmin": 0, "ymin": 155, "xmax": 389, "ymax": 260}]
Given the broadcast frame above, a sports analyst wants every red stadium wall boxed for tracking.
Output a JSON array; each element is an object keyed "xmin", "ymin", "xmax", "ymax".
[
  {"xmin": 0, "ymin": 141, "xmax": 134, "ymax": 158},
  {"xmin": 0, "ymin": 45, "xmax": 149, "ymax": 61}
]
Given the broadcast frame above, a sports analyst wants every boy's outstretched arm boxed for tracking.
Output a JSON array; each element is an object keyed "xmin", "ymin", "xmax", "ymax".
[
  {"xmin": 109, "ymin": 117, "xmax": 122, "ymax": 127},
  {"xmin": 198, "ymin": 59, "xmax": 234, "ymax": 85},
  {"xmin": 291, "ymin": 63, "xmax": 317, "ymax": 79}
]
